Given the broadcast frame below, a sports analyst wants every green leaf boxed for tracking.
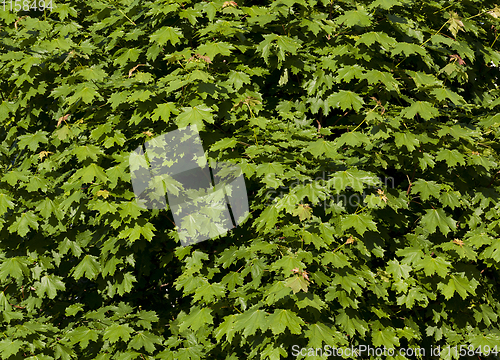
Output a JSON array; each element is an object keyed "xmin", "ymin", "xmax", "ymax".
[
  {"xmin": 197, "ymin": 42, "xmax": 234, "ymax": 60},
  {"xmin": 192, "ymin": 281, "xmax": 226, "ymax": 303},
  {"xmin": 0, "ymin": 339, "xmax": 23, "ymax": 359},
  {"xmin": 435, "ymin": 149, "xmax": 466, "ymax": 167},
  {"xmin": 328, "ymin": 90, "xmax": 364, "ymax": 112},
  {"xmin": 336, "ymin": 132, "xmax": 370, "ymax": 148},
  {"xmin": 355, "ymin": 32, "xmax": 396, "ymax": 48},
  {"xmin": 255, "ymin": 205, "xmax": 280, "ymax": 232},
  {"xmin": 440, "ymin": 191, "xmax": 461, "ymax": 209},
  {"xmin": 103, "ymin": 323, "xmax": 134, "ymax": 344},
  {"xmin": 305, "ymin": 323, "xmax": 339, "ymax": 349},
  {"xmin": 72, "ymin": 163, "xmax": 108, "ymax": 184},
  {"xmin": 420, "ymin": 208, "xmax": 456, "ymax": 235},
  {"xmin": 211, "ymin": 137, "xmax": 237, "ymax": 152},
  {"xmin": 401, "ymin": 101, "xmax": 440, "ymax": 120},
  {"xmin": 72, "ymin": 255, "xmax": 100, "ymax": 280},
  {"xmin": 227, "ymin": 71, "xmax": 251, "ymax": 90},
  {"xmin": 369, "ymin": 0, "xmax": 401, "ymax": 10},
  {"xmin": 116, "ymin": 273, "xmax": 137, "ymax": 296},
  {"xmin": 178, "ymin": 306, "xmax": 213, "ymax": 332},
  {"xmin": 0, "ymin": 101, "xmax": 13, "ymax": 122},
  {"xmin": 66, "ymin": 82, "xmax": 100, "ymax": 105},
  {"xmin": 113, "ymin": 48, "xmax": 141, "ymax": 67},
  {"xmin": 261, "ymin": 344, "xmax": 288, "ymax": 360},
  {"xmin": 68, "ymin": 327, "xmax": 99, "ymax": 348},
  {"xmin": 386, "ymin": 260, "xmax": 412, "ymax": 279},
  {"xmin": 108, "ymin": 91, "xmax": 129, "ymax": 110},
  {"xmin": 52, "ymin": 3, "xmax": 77, "ymax": 21},
  {"xmin": 65, "ymin": 303, "xmax": 84, "ymax": 316},
  {"xmin": 469, "ymin": 333, "xmax": 500, "ymax": 351},
  {"xmin": 0, "ymin": 257, "xmax": 30, "ymax": 281},
  {"xmin": 407, "ymin": 71, "xmax": 442, "ymax": 88},
  {"xmin": 335, "ymin": 9, "xmax": 372, "ymax": 27},
  {"xmin": 233, "ymin": 308, "xmax": 268, "ymax": 337},
  {"xmin": 8, "ymin": 212, "xmax": 39, "ymax": 237},
  {"xmin": 479, "ymin": 113, "xmax": 500, "ymax": 128},
  {"xmin": 341, "ymin": 214, "xmax": 377, "ymax": 235},
  {"xmin": 328, "ymin": 169, "xmax": 379, "ymax": 192},
  {"xmin": 292, "ymin": 204, "xmax": 312, "ymax": 221},
  {"xmin": 118, "ymin": 222, "xmax": 156, "ymax": 242},
  {"xmin": 149, "ymin": 27, "xmax": 182, "ymax": 46},
  {"xmin": 271, "ymin": 255, "xmax": 304, "ymax": 274},
  {"xmin": 414, "ymin": 256, "xmax": 450, "ymax": 278},
  {"xmin": 267, "ymin": 309, "xmax": 304, "ymax": 335},
  {"xmin": 17, "ymin": 131, "xmax": 48, "ymax": 152},
  {"xmin": 284, "ymin": 275, "xmax": 309, "ymax": 294},
  {"xmin": 332, "ymin": 273, "xmax": 366, "ymax": 295},
  {"xmin": 430, "ymin": 87, "xmax": 465, "ymax": 105},
  {"xmin": 151, "ymin": 102, "xmax": 177, "ymax": 123},
  {"xmin": 335, "ymin": 309, "xmax": 368, "ymax": 337},
  {"xmin": 0, "ymin": 193, "xmax": 15, "ymax": 215},
  {"xmin": 438, "ymin": 273, "xmax": 478, "ymax": 300},
  {"xmin": 397, "ymin": 286, "xmax": 427, "ymax": 308},
  {"xmin": 176, "ymin": 105, "xmax": 214, "ymax": 129},
  {"xmin": 391, "ymin": 42, "xmax": 426, "ymax": 57},
  {"xmin": 411, "ymin": 179, "xmax": 441, "ymax": 201},
  {"xmin": 77, "ymin": 65, "xmax": 107, "ymax": 81},
  {"xmin": 322, "ymin": 251, "xmax": 350, "ymax": 268},
  {"xmin": 215, "ymin": 315, "xmax": 237, "ymax": 343},
  {"xmin": 34, "ymin": 275, "xmax": 66, "ymax": 299},
  {"xmin": 394, "ymin": 132, "xmax": 420, "ymax": 151},
  {"xmin": 335, "ymin": 65, "xmax": 364, "ymax": 83},
  {"xmin": 418, "ymin": 152, "xmax": 436, "ymax": 171},
  {"xmin": 129, "ymin": 332, "xmax": 162, "ymax": 353},
  {"xmin": 73, "ymin": 145, "xmax": 103, "ymax": 162},
  {"xmin": 276, "ymin": 35, "xmax": 302, "ymax": 61},
  {"xmin": 372, "ymin": 326, "xmax": 400, "ymax": 348}
]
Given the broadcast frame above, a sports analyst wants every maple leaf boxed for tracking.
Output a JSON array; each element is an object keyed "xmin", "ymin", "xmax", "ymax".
[
  {"xmin": 150, "ymin": 27, "xmax": 182, "ymax": 46},
  {"xmin": 222, "ymin": 1, "xmax": 238, "ymax": 8},
  {"xmin": 377, "ymin": 189, "xmax": 388, "ymax": 203},
  {"xmin": 285, "ymin": 275, "xmax": 309, "ymax": 294},
  {"xmin": 401, "ymin": 101, "xmax": 440, "ymax": 121},
  {"xmin": 450, "ymin": 54, "xmax": 466, "ymax": 65},
  {"xmin": 195, "ymin": 54, "xmax": 212, "ymax": 64},
  {"xmin": 328, "ymin": 90, "xmax": 365, "ymax": 112},
  {"xmin": 57, "ymin": 114, "xmax": 70, "ymax": 127},
  {"xmin": 38, "ymin": 151, "xmax": 52, "ymax": 160},
  {"xmin": 488, "ymin": 6, "xmax": 500, "ymax": 18},
  {"xmin": 231, "ymin": 96, "xmax": 261, "ymax": 111},
  {"xmin": 448, "ymin": 12, "xmax": 464, "ymax": 38},
  {"xmin": 96, "ymin": 190, "xmax": 110, "ymax": 199},
  {"xmin": 420, "ymin": 208, "xmax": 457, "ymax": 235},
  {"xmin": 301, "ymin": 270, "xmax": 310, "ymax": 281},
  {"xmin": 292, "ymin": 204, "xmax": 312, "ymax": 221},
  {"xmin": 345, "ymin": 236, "xmax": 355, "ymax": 245},
  {"xmin": 453, "ymin": 238, "xmax": 464, "ymax": 247}
]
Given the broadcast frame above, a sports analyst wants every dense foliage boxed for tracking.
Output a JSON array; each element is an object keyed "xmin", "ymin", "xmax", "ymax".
[{"xmin": 1, "ymin": 0, "xmax": 500, "ymax": 359}]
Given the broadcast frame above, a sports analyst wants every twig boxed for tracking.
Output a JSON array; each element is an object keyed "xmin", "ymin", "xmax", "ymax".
[{"xmin": 406, "ymin": 174, "xmax": 412, "ymax": 195}]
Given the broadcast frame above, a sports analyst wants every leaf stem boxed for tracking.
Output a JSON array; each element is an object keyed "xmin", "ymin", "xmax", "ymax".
[
  {"xmin": 492, "ymin": 33, "xmax": 500, "ymax": 47},
  {"xmin": 396, "ymin": 20, "xmax": 449, "ymax": 69},
  {"xmin": 109, "ymin": 2, "xmax": 136, "ymax": 25},
  {"xmin": 351, "ymin": 117, "xmax": 366, "ymax": 132},
  {"xmin": 433, "ymin": 4, "xmax": 454, "ymax": 14}
]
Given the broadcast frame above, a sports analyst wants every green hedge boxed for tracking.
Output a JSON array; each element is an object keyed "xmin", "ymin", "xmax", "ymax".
[{"xmin": 1, "ymin": 0, "xmax": 500, "ymax": 359}]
